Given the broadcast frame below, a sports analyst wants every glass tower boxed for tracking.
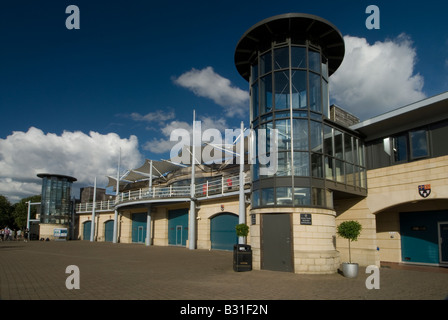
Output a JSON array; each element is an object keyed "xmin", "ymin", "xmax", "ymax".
[
  {"xmin": 38, "ymin": 174, "xmax": 77, "ymax": 224},
  {"xmin": 235, "ymin": 14, "xmax": 367, "ymax": 210}
]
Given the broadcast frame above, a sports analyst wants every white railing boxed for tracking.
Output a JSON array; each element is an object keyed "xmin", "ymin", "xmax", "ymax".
[{"xmin": 76, "ymin": 173, "xmax": 250, "ymax": 213}]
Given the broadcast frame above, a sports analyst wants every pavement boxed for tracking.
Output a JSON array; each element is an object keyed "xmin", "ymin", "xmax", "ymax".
[{"xmin": 1, "ymin": 240, "xmax": 448, "ymax": 304}]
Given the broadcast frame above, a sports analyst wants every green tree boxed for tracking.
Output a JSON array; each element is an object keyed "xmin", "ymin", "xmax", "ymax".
[
  {"xmin": 0, "ymin": 195, "xmax": 14, "ymax": 228},
  {"xmin": 13, "ymin": 195, "xmax": 41, "ymax": 229}
]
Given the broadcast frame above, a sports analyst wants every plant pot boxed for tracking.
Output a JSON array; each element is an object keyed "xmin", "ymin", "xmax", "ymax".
[{"xmin": 341, "ymin": 262, "xmax": 359, "ymax": 278}]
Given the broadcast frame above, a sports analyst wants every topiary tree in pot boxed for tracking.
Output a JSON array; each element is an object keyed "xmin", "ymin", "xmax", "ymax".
[{"xmin": 337, "ymin": 220, "xmax": 362, "ymax": 278}]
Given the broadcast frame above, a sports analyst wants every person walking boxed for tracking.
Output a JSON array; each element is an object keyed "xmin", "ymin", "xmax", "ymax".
[{"xmin": 24, "ymin": 228, "xmax": 29, "ymax": 242}]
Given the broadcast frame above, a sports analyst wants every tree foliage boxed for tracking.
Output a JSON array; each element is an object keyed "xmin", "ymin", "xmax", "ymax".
[{"xmin": 0, "ymin": 194, "xmax": 41, "ymax": 229}]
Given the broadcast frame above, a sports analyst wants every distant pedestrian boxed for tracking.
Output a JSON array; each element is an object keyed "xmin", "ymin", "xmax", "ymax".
[{"xmin": 24, "ymin": 228, "xmax": 29, "ymax": 242}]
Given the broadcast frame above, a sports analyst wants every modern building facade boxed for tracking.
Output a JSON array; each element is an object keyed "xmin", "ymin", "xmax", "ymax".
[
  {"xmin": 37, "ymin": 173, "xmax": 77, "ymax": 240},
  {"xmin": 73, "ymin": 13, "xmax": 448, "ymax": 274}
]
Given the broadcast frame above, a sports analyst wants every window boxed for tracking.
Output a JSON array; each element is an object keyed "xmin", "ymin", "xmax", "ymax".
[
  {"xmin": 291, "ymin": 70, "xmax": 307, "ymax": 109},
  {"xmin": 393, "ymin": 134, "xmax": 408, "ymax": 162},
  {"xmin": 274, "ymin": 47, "xmax": 289, "ymax": 70},
  {"xmin": 291, "ymin": 46, "xmax": 306, "ymax": 69},
  {"xmin": 260, "ymin": 74, "xmax": 273, "ymax": 114},
  {"xmin": 410, "ymin": 129, "xmax": 429, "ymax": 159},
  {"xmin": 274, "ymin": 71, "xmax": 290, "ymax": 110},
  {"xmin": 293, "ymin": 119, "xmax": 308, "ymax": 150}
]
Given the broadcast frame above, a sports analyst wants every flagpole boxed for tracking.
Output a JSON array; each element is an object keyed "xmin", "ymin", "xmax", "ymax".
[
  {"xmin": 189, "ymin": 110, "xmax": 196, "ymax": 250},
  {"xmin": 90, "ymin": 177, "xmax": 97, "ymax": 242}
]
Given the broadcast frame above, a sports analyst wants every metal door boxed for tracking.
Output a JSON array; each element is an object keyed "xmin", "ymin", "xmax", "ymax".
[
  {"xmin": 210, "ymin": 213, "xmax": 238, "ymax": 251},
  {"xmin": 261, "ymin": 213, "xmax": 293, "ymax": 272},
  {"xmin": 439, "ymin": 222, "xmax": 448, "ymax": 265},
  {"xmin": 104, "ymin": 220, "xmax": 114, "ymax": 242},
  {"xmin": 83, "ymin": 221, "xmax": 91, "ymax": 240}
]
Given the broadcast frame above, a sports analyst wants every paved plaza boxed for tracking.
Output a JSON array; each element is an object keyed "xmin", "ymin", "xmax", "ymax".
[{"xmin": 1, "ymin": 240, "xmax": 448, "ymax": 302}]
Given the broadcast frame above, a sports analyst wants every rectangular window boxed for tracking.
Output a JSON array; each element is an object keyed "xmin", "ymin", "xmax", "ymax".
[
  {"xmin": 293, "ymin": 119, "xmax": 308, "ymax": 151},
  {"xmin": 294, "ymin": 152, "xmax": 309, "ymax": 176},
  {"xmin": 274, "ymin": 47, "xmax": 289, "ymax": 70},
  {"xmin": 276, "ymin": 187, "xmax": 292, "ymax": 206},
  {"xmin": 261, "ymin": 188, "xmax": 275, "ymax": 206},
  {"xmin": 410, "ymin": 129, "xmax": 429, "ymax": 159},
  {"xmin": 274, "ymin": 72, "xmax": 290, "ymax": 110},
  {"xmin": 294, "ymin": 187, "xmax": 311, "ymax": 206},
  {"xmin": 393, "ymin": 134, "xmax": 408, "ymax": 162}
]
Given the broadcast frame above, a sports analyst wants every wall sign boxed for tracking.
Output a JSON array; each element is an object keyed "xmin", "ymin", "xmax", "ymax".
[
  {"xmin": 300, "ymin": 213, "xmax": 312, "ymax": 225},
  {"xmin": 418, "ymin": 184, "xmax": 431, "ymax": 198}
]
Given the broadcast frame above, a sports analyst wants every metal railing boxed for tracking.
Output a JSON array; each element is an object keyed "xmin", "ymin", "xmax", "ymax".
[{"xmin": 76, "ymin": 173, "xmax": 250, "ymax": 213}]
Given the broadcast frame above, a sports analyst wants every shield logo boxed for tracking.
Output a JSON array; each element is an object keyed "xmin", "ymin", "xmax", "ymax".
[{"xmin": 418, "ymin": 185, "xmax": 431, "ymax": 198}]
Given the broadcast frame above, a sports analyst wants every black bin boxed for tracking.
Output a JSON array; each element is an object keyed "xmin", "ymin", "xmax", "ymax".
[{"xmin": 233, "ymin": 244, "xmax": 252, "ymax": 272}]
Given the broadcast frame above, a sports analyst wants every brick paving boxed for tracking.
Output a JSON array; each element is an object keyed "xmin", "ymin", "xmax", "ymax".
[{"xmin": 1, "ymin": 240, "xmax": 448, "ymax": 302}]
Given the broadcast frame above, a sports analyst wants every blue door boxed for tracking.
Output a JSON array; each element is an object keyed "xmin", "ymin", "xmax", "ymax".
[
  {"xmin": 104, "ymin": 220, "xmax": 114, "ymax": 242},
  {"xmin": 210, "ymin": 213, "xmax": 238, "ymax": 251},
  {"xmin": 439, "ymin": 223, "xmax": 448, "ymax": 265},
  {"xmin": 400, "ymin": 210, "xmax": 448, "ymax": 264},
  {"xmin": 132, "ymin": 213, "xmax": 147, "ymax": 243},
  {"xmin": 168, "ymin": 209, "xmax": 188, "ymax": 246},
  {"xmin": 83, "ymin": 221, "xmax": 91, "ymax": 240}
]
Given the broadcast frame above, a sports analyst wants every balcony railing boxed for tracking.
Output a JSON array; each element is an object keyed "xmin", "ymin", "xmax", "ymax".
[{"xmin": 76, "ymin": 173, "xmax": 250, "ymax": 213}]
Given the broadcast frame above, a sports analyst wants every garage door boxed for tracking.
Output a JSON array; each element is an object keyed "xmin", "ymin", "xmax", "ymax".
[
  {"xmin": 400, "ymin": 210, "xmax": 448, "ymax": 265},
  {"xmin": 210, "ymin": 213, "xmax": 238, "ymax": 251}
]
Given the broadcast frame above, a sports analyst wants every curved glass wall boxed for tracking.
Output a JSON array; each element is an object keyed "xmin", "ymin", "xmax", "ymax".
[
  {"xmin": 250, "ymin": 40, "xmax": 366, "ymax": 209},
  {"xmin": 40, "ymin": 176, "xmax": 74, "ymax": 224}
]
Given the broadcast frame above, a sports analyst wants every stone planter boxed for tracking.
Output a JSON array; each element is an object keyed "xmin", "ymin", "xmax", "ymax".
[{"xmin": 341, "ymin": 262, "xmax": 359, "ymax": 278}]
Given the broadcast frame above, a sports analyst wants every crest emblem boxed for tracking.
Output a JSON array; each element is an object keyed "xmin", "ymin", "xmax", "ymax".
[{"xmin": 418, "ymin": 185, "xmax": 431, "ymax": 198}]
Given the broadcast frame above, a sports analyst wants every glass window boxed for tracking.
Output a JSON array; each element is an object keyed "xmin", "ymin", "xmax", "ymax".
[
  {"xmin": 251, "ymin": 63, "xmax": 258, "ymax": 83},
  {"xmin": 325, "ymin": 156, "xmax": 334, "ymax": 180},
  {"xmin": 311, "ymin": 153, "xmax": 323, "ymax": 178},
  {"xmin": 308, "ymin": 50, "xmax": 321, "ymax": 73},
  {"xmin": 251, "ymin": 81, "xmax": 259, "ymax": 118},
  {"xmin": 274, "ymin": 71, "xmax": 290, "ymax": 110},
  {"xmin": 322, "ymin": 80, "xmax": 329, "ymax": 118},
  {"xmin": 344, "ymin": 134, "xmax": 353, "ymax": 163},
  {"xmin": 321, "ymin": 57, "xmax": 328, "ymax": 79},
  {"xmin": 310, "ymin": 121, "xmax": 323, "ymax": 153},
  {"xmin": 252, "ymin": 190, "xmax": 260, "ymax": 208},
  {"xmin": 293, "ymin": 119, "xmax": 308, "ymax": 151},
  {"xmin": 312, "ymin": 188, "xmax": 325, "ymax": 206},
  {"xmin": 334, "ymin": 130, "xmax": 343, "ymax": 159},
  {"xmin": 335, "ymin": 159, "xmax": 344, "ymax": 183},
  {"xmin": 252, "ymin": 160, "xmax": 259, "ymax": 181},
  {"xmin": 410, "ymin": 129, "xmax": 429, "ymax": 159},
  {"xmin": 260, "ymin": 74, "xmax": 273, "ymax": 114},
  {"xmin": 261, "ymin": 188, "xmax": 275, "ymax": 206},
  {"xmin": 294, "ymin": 152, "xmax": 309, "ymax": 176},
  {"xmin": 276, "ymin": 152, "xmax": 292, "ymax": 176},
  {"xmin": 294, "ymin": 187, "xmax": 311, "ymax": 206},
  {"xmin": 260, "ymin": 51, "xmax": 272, "ymax": 75},
  {"xmin": 291, "ymin": 46, "xmax": 306, "ymax": 69},
  {"xmin": 277, "ymin": 187, "xmax": 292, "ymax": 206},
  {"xmin": 309, "ymin": 72, "xmax": 321, "ymax": 113},
  {"xmin": 291, "ymin": 70, "xmax": 307, "ymax": 109},
  {"xmin": 324, "ymin": 125, "xmax": 333, "ymax": 156},
  {"xmin": 274, "ymin": 47, "xmax": 289, "ymax": 70},
  {"xmin": 393, "ymin": 134, "xmax": 408, "ymax": 162},
  {"xmin": 276, "ymin": 119, "xmax": 291, "ymax": 151},
  {"xmin": 346, "ymin": 164, "xmax": 355, "ymax": 186}
]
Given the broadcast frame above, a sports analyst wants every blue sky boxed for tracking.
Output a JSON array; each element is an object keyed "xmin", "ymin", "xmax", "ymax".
[{"xmin": 1, "ymin": 0, "xmax": 447, "ymax": 201}]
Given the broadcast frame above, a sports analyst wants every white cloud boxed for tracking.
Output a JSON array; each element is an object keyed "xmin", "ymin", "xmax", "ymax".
[
  {"xmin": 330, "ymin": 34, "xmax": 426, "ymax": 120},
  {"xmin": 0, "ymin": 127, "xmax": 143, "ymax": 202},
  {"xmin": 130, "ymin": 110, "xmax": 176, "ymax": 124},
  {"xmin": 173, "ymin": 67, "xmax": 249, "ymax": 117},
  {"xmin": 142, "ymin": 116, "xmax": 229, "ymax": 155}
]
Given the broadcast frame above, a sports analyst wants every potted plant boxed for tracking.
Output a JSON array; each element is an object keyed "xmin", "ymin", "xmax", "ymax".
[
  {"xmin": 233, "ymin": 224, "xmax": 251, "ymax": 272},
  {"xmin": 337, "ymin": 220, "xmax": 362, "ymax": 278}
]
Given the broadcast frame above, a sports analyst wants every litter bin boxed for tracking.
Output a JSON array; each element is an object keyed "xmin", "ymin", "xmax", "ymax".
[{"xmin": 233, "ymin": 244, "xmax": 252, "ymax": 272}]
